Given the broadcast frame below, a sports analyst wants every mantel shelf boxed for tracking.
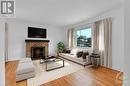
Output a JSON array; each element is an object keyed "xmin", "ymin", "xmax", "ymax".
[{"xmin": 25, "ymin": 39, "xmax": 50, "ymax": 42}]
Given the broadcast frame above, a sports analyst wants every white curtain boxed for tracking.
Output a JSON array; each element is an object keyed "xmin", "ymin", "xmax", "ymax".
[
  {"xmin": 67, "ymin": 28, "xmax": 74, "ymax": 49},
  {"xmin": 92, "ymin": 17, "xmax": 112, "ymax": 68},
  {"xmin": 92, "ymin": 22, "xmax": 100, "ymax": 53},
  {"xmin": 5, "ymin": 22, "xmax": 8, "ymax": 62}
]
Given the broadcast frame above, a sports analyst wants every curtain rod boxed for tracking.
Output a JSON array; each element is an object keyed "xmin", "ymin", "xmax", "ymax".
[{"xmin": 69, "ymin": 17, "xmax": 112, "ymax": 29}]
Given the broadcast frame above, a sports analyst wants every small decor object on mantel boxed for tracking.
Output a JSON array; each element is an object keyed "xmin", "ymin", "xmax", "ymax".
[{"xmin": 57, "ymin": 42, "xmax": 65, "ymax": 53}]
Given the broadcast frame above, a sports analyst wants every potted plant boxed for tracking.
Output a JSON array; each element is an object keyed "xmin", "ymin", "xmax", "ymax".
[{"xmin": 57, "ymin": 42, "xmax": 65, "ymax": 53}]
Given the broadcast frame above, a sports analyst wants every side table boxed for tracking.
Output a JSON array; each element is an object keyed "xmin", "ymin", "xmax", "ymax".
[{"xmin": 90, "ymin": 54, "xmax": 100, "ymax": 68}]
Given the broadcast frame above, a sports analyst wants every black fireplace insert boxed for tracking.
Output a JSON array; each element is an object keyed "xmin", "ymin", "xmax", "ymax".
[{"xmin": 31, "ymin": 47, "xmax": 45, "ymax": 60}]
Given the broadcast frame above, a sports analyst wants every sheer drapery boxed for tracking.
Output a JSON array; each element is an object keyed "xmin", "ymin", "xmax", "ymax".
[
  {"xmin": 92, "ymin": 18, "xmax": 112, "ymax": 68},
  {"xmin": 5, "ymin": 22, "xmax": 9, "ymax": 62},
  {"xmin": 67, "ymin": 28, "xmax": 74, "ymax": 49}
]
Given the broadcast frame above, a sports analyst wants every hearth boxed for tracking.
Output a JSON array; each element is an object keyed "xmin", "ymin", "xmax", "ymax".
[{"xmin": 31, "ymin": 47, "xmax": 45, "ymax": 60}]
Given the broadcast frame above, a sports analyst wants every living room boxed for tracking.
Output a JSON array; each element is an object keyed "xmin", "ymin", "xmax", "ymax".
[{"xmin": 1, "ymin": 0, "xmax": 130, "ymax": 86}]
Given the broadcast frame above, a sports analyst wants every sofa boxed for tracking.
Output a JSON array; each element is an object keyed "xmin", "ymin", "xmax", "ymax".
[
  {"xmin": 59, "ymin": 48, "xmax": 92, "ymax": 66},
  {"xmin": 16, "ymin": 58, "xmax": 35, "ymax": 81}
]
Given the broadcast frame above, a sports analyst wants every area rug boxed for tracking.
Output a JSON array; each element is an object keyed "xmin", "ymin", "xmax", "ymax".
[{"xmin": 27, "ymin": 60, "xmax": 84, "ymax": 86}]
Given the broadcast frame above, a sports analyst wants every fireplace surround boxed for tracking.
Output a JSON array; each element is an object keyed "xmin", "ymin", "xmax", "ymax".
[{"xmin": 25, "ymin": 39, "xmax": 50, "ymax": 60}]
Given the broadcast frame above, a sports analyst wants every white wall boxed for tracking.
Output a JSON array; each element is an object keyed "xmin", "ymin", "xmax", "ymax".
[
  {"xmin": 124, "ymin": 0, "xmax": 130, "ymax": 85},
  {"xmin": 64, "ymin": 5, "xmax": 124, "ymax": 71},
  {"xmin": 0, "ymin": 20, "xmax": 5, "ymax": 61},
  {"xmin": 0, "ymin": 19, "xmax": 5, "ymax": 86},
  {"xmin": 97, "ymin": 6, "xmax": 124, "ymax": 71},
  {"xmin": 6, "ymin": 19, "xmax": 64, "ymax": 60}
]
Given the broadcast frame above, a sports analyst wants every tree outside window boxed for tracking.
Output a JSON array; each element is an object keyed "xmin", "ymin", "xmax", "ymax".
[{"xmin": 76, "ymin": 27, "xmax": 91, "ymax": 48}]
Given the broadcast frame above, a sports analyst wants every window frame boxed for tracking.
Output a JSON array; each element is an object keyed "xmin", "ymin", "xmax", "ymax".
[{"xmin": 74, "ymin": 25, "xmax": 92, "ymax": 48}]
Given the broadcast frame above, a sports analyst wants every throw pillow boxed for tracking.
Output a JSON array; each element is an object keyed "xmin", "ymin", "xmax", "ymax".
[
  {"xmin": 62, "ymin": 49, "xmax": 71, "ymax": 53},
  {"xmin": 62, "ymin": 49, "xmax": 67, "ymax": 53},
  {"xmin": 66, "ymin": 50, "xmax": 71, "ymax": 54},
  {"xmin": 82, "ymin": 52, "xmax": 89, "ymax": 59},
  {"xmin": 70, "ymin": 49, "xmax": 78, "ymax": 55},
  {"xmin": 76, "ymin": 51, "xmax": 83, "ymax": 57}
]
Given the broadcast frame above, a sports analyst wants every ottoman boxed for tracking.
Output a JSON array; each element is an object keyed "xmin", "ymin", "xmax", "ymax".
[{"xmin": 16, "ymin": 58, "xmax": 35, "ymax": 81}]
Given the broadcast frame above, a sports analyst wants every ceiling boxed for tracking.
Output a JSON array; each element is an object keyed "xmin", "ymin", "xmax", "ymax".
[{"xmin": 15, "ymin": 0, "xmax": 123, "ymax": 27}]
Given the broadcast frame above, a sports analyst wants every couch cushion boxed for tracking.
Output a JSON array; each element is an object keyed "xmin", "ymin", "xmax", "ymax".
[
  {"xmin": 17, "ymin": 61, "xmax": 34, "ymax": 75},
  {"xmin": 70, "ymin": 49, "xmax": 82, "ymax": 55},
  {"xmin": 59, "ymin": 53, "xmax": 86, "ymax": 65}
]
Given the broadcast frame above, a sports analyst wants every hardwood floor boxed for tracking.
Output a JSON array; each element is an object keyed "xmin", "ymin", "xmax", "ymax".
[
  {"xmin": 16, "ymin": 80, "xmax": 27, "ymax": 86},
  {"xmin": 5, "ymin": 60, "xmax": 19, "ymax": 86},
  {"xmin": 16, "ymin": 66, "xmax": 123, "ymax": 86}
]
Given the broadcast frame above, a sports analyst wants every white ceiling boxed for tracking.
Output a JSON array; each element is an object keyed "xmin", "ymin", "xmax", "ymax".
[{"xmin": 16, "ymin": 0, "xmax": 123, "ymax": 27}]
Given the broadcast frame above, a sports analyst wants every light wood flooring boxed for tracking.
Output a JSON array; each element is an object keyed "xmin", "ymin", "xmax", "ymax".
[
  {"xmin": 6, "ymin": 61, "xmax": 19, "ymax": 86},
  {"xmin": 16, "ymin": 67, "xmax": 123, "ymax": 86}
]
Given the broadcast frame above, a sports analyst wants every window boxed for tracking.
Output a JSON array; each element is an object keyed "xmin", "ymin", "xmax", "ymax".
[{"xmin": 76, "ymin": 27, "xmax": 92, "ymax": 48}]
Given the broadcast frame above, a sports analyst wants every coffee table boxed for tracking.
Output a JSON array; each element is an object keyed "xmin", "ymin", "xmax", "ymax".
[{"xmin": 44, "ymin": 56, "xmax": 65, "ymax": 71}]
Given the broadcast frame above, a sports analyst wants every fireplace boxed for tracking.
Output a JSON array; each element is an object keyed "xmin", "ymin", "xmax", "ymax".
[
  {"xmin": 25, "ymin": 39, "xmax": 50, "ymax": 60},
  {"xmin": 31, "ymin": 47, "xmax": 45, "ymax": 60}
]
